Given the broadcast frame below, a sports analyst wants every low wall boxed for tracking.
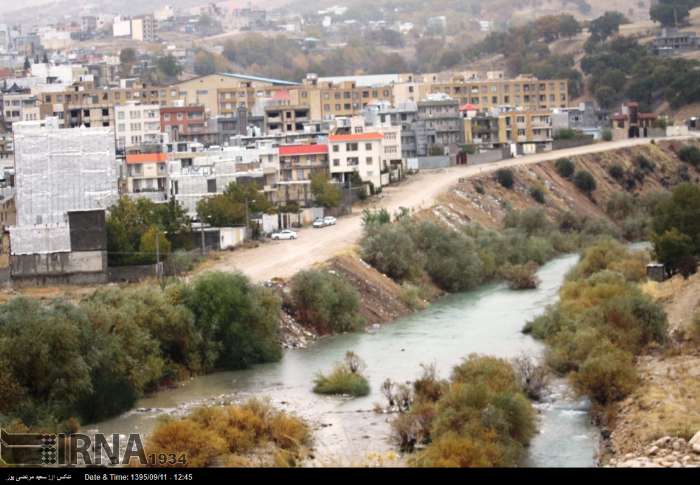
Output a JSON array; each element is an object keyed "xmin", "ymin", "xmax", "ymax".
[
  {"xmin": 468, "ymin": 150, "xmax": 504, "ymax": 165},
  {"xmin": 108, "ymin": 264, "xmax": 157, "ymax": 283},
  {"xmin": 552, "ymin": 136, "xmax": 595, "ymax": 151},
  {"xmin": 11, "ymin": 250, "xmax": 107, "ymax": 280}
]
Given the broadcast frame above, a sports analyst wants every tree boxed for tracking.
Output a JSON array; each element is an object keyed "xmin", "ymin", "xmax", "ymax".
[
  {"xmin": 107, "ymin": 196, "xmax": 190, "ymax": 266},
  {"xmin": 196, "ymin": 182, "xmax": 272, "ymax": 227},
  {"xmin": 589, "ymin": 11, "xmax": 629, "ymax": 43},
  {"xmin": 496, "ymin": 168, "xmax": 514, "ymax": 189},
  {"xmin": 555, "ymin": 158, "xmax": 575, "ymax": 179},
  {"xmin": 650, "ymin": 1, "xmax": 698, "ymax": 27},
  {"xmin": 119, "ymin": 48, "xmax": 137, "ymax": 77},
  {"xmin": 193, "ymin": 51, "xmax": 218, "ymax": 76},
  {"xmin": 156, "ymin": 55, "xmax": 182, "ymax": 81},
  {"xmin": 653, "ymin": 229, "xmax": 697, "ymax": 278},
  {"xmin": 573, "ymin": 170, "xmax": 597, "ymax": 195},
  {"xmin": 652, "ymin": 183, "xmax": 700, "ymax": 255},
  {"xmin": 310, "ymin": 173, "xmax": 342, "ymax": 208},
  {"xmin": 139, "ymin": 226, "xmax": 171, "ymax": 264},
  {"xmin": 559, "ymin": 14, "xmax": 582, "ymax": 38},
  {"xmin": 23, "ymin": 56, "xmax": 30, "ymax": 71},
  {"xmin": 183, "ymin": 272, "xmax": 282, "ymax": 370}
]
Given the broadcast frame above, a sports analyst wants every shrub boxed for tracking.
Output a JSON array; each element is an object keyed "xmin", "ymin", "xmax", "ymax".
[
  {"xmin": 635, "ymin": 155, "xmax": 655, "ymax": 173},
  {"xmin": 555, "ymin": 158, "xmax": 575, "ymax": 179},
  {"xmin": 409, "ymin": 222, "xmax": 483, "ymax": 292},
  {"xmin": 361, "ymin": 208, "xmax": 391, "ymax": 227},
  {"xmin": 496, "ymin": 168, "xmax": 514, "ymax": 189},
  {"xmin": 399, "ymin": 282, "xmax": 428, "ymax": 311},
  {"xmin": 500, "ymin": 262, "xmax": 540, "ymax": 290},
  {"xmin": 572, "ymin": 343, "xmax": 638, "ymax": 404},
  {"xmin": 313, "ymin": 352, "xmax": 370, "ymax": 397},
  {"xmin": 573, "ymin": 170, "xmax": 597, "ymax": 195},
  {"xmin": 653, "ymin": 228, "xmax": 697, "ymax": 278},
  {"xmin": 678, "ymin": 145, "xmax": 700, "ymax": 168},
  {"xmin": 602, "ymin": 128, "xmax": 613, "ymax": 141},
  {"xmin": 398, "ymin": 355, "xmax": 536, "ymax": 467},
  {"xmin": 360, "ymin": 223, "xmax": 424, "ymax": 281},
  {"xmin": 529, "ymin": 186, "xmax": 545, "ymax": 204},
  {"xmin": 184, "ymin": 272, "xmax": 282, "ymax": 370},
  {"xmin": 608, "ymin": 163, "xmax": 625, "ymax": 180},
  {"xmin": 512, "ymin": 355, "xmax": 549, "ymax": 401},
  {"xmin": 290, "ymin": 270, "xmax": 364, "ymax": 333},
  {"xmin": 144, "ymin": 400, "xmax": 310, "ymax": 467},
  {"xmin": 503, "ymin": 208, "xmax": 550, "ymax": 236}
]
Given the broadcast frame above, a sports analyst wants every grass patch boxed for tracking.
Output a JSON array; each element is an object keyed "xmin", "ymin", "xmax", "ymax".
[{"xmin": 313, "ymin": 352, "xmax": 370, "ymax": 397}]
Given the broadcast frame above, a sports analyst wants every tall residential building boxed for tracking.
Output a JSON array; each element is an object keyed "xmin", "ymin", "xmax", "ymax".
[
  {"xmin": 114, "ymin": 102, "xmax": 162, "ymax": 150},
  {"xmin": 9, "ymin": 118, "xmax": 118, "ymax": 283},
  {"xmin": 328, "ymin": 133, "xmax": 385, "ymax": 189}
]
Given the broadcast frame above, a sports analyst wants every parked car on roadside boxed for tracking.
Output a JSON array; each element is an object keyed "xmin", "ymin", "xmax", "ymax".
[
  {"xmin": 323, "ymin": 216, "xmax": 337, "ymax": 226},
  {"xmin": 313, "ymin": 218, "xmax": 326, "ymax": 228},
  {"xmin": 271, "ymin": 229, "xmax": 298, "ymax": 240}
]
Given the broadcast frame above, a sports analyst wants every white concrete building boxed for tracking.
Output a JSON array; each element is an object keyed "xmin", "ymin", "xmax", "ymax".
[
  {"xmin": 115, "ymin": 103, "xmax": 162, "ymax": 150},
  {"xmin": 328, "ymin": 132, "xmax": 384, "ymax": 189}
]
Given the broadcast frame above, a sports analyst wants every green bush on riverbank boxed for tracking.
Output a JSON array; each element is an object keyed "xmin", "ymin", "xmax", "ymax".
[
  {"xmin": 360, "ymin": 207, "xmax": 620, "ymax": 293},
  {"xmin": 524, "ymin": 240, "xmax": 667, "ymax": 405},
  {"xmin": 290, "ymin": 269, "xmax": 365, "ymax": 333},
  {"xmin": 388, "ymin": 356, "xmax": 536, "ymax": 467},
  {"xmin": 0, "ymin": 272, "xmax": 282, "ymax": 429},
  {"xmin": 313, "ymin": 352, "xmax": 370, "ymax": 397}
]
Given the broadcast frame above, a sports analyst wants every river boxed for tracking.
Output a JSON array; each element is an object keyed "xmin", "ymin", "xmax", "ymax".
[{"xmin": 93, "ymin": 253, "xmax": 599, "ymax": 467}]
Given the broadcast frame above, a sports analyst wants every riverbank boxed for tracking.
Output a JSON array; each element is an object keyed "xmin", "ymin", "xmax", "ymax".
[
  {"xmin": 94, "ymin": 253, "xmax": 599, "ymax": 467},
  {"xmin": 602, "ymin": 271, "xmax": 700, "ymax": 468}
]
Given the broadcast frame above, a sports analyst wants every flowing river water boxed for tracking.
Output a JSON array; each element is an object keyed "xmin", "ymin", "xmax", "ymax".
[{"xmin": 94, "ymin": 253, "xmax": 600, "ymax": 467}]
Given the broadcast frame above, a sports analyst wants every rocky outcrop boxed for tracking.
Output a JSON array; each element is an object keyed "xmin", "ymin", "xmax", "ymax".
[{"xmin": 608, "ymin": 434, "xmax": 700, "ymax": 468}]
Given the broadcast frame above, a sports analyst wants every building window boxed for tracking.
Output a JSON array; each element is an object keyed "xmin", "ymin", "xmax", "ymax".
[
  {"xmin": 207, "ymin": 179, "xmax": 217, "ymax": 193},
  {"xmin": 346, "ymin": 143, "xmax": 358, "ymax": 151}
]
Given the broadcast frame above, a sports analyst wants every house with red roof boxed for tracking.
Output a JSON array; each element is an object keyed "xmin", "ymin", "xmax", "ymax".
[
  {"xmin": 328, "ymin": 132, "xmax": 385, "ymax": 189},
  {"xmin": 277, "ymin": 143, "xmax": 329, "ymax": 206}
]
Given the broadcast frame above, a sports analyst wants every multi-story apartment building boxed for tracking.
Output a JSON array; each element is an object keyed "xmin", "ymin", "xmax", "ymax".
[
  {"xmin": 160, "ymin": 105, "xmax": 206, "ymax": 142},
  {"xmin": 498, "ymin": 109, "xmax": 553, "ymax": 146},
  {"xmin": 417, "ymin": 94, "xmax": 464, "ymax": 155},
  {"xmin": 291, "ymin": 75, "xmax": 395, "ymax": 121},
  {"xmin": 115, "ymin": 103, "xmax": 162, "ymax": 150},
  {"xmin": 1, "ymin": 87, "xmax": 40, "ymax": 128},
  {"xmin": 462, "ymin": 105, "xmax": 553, "ymax": 149},
  {"xmin": 277, "ymin": 144, "xmax": 329, "ymax": 206},
  {"xmin": 174, "ymin": 73, "xmax": 299, "ymax": 118},
  {"xmin": 37, "ymin": 79, "xmax": 172, "ymax": 129},
  {"xmin": 264, "ymin": 91, "xmax": 310, "ymax": 135},
  {"xmin": 328, "ymin": 133, "xmax": 384, "ymax": 189},
  {"xmin": 124, "ymin": 151, "xmax": 168, "ymax": 201},
  {"xmin": 421, "ymin": 75, "xmax": 568, "ymax": 111}
]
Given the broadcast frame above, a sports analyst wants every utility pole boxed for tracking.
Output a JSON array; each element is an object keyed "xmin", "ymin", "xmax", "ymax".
[
  {"xmin": 245, "ymin": 196, "xmax": 250, "ymax": 240},
  {"xmin": 155, "ymin": 228, "xmax": 162, "ymax": 285},
  {"xmin": 200, "ymin": 223, "xmax": 205, "ymax": 256}
]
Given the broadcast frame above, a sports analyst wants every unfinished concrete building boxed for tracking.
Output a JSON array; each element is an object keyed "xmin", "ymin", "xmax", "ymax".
[{"xmin": 9, "ymin": 118, "xmax": 118, "ymax": 284}]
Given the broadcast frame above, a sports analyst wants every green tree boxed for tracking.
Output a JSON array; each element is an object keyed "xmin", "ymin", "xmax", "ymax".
[
  {"xmin": 0, "ymin": 298, "xmax": 93, "ymax": 425},
  {"xmin": 119, "ymin": 48, "xmax": 137, "ymax": 77},
  {"xmin": 156, "ymin": 55, "xmax": 183, "ymax": 81},
  {"xmin": 290, "ymin": 270, "xmax": 364, "ymax": 333},
  {"xmin": 311, "ymin": 173, "xmax": 342, "ymax": 208},
  {"xmin": 589, "ymin": 11, "xmax": 629, "ymax": 43},
  {"xmin": 183, "ymin": 272, "xmax": 282, "ymax": 370},
  {"xmin": 653, "ymin": 228, "xmax": 697, "ymax": 277},
  {"xmin": 573, "ymin": 170, "xmax": 597, "ymax": 195},
  {"xmin": 140, "ymin": 226, "xmax": 171, "ymax": 264}
]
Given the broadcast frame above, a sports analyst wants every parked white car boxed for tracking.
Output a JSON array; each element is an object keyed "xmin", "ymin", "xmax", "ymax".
[
  {"xmin": 323, "ymin": 216, "xmax": 337, "ymax": 226},
  {"xmin": 271, "ymin": 229, "xmax": 298, "ymax": 240},
  {"xmin": 312, "ymin": 218, "xmax": 326, "ymax": 228}
]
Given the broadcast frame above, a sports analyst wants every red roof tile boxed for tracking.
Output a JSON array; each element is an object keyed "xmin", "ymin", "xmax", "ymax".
[
  {"xmin": 328, "ymin": 132, "xmax": 384, "ymax": 142},
  {"xmin": 279, "ymin": 144, "xmax": 328, "ymax": 156}
]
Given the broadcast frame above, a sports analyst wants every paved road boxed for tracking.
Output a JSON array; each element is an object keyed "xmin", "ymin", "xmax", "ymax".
[{"xmin": 203, "ymin": 136, "xmax": 696, "ymax": 282}]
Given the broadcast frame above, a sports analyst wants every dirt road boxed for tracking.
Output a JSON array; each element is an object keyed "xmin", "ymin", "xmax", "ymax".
[{"xmin": 203, "ymin": 136, "xmax": 696, "ymax": 282}]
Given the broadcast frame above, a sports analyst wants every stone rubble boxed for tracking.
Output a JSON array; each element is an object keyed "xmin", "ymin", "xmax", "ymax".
[{"xmin": 608, "ymin": 432, "xmax": 700, "ymax": 468}]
